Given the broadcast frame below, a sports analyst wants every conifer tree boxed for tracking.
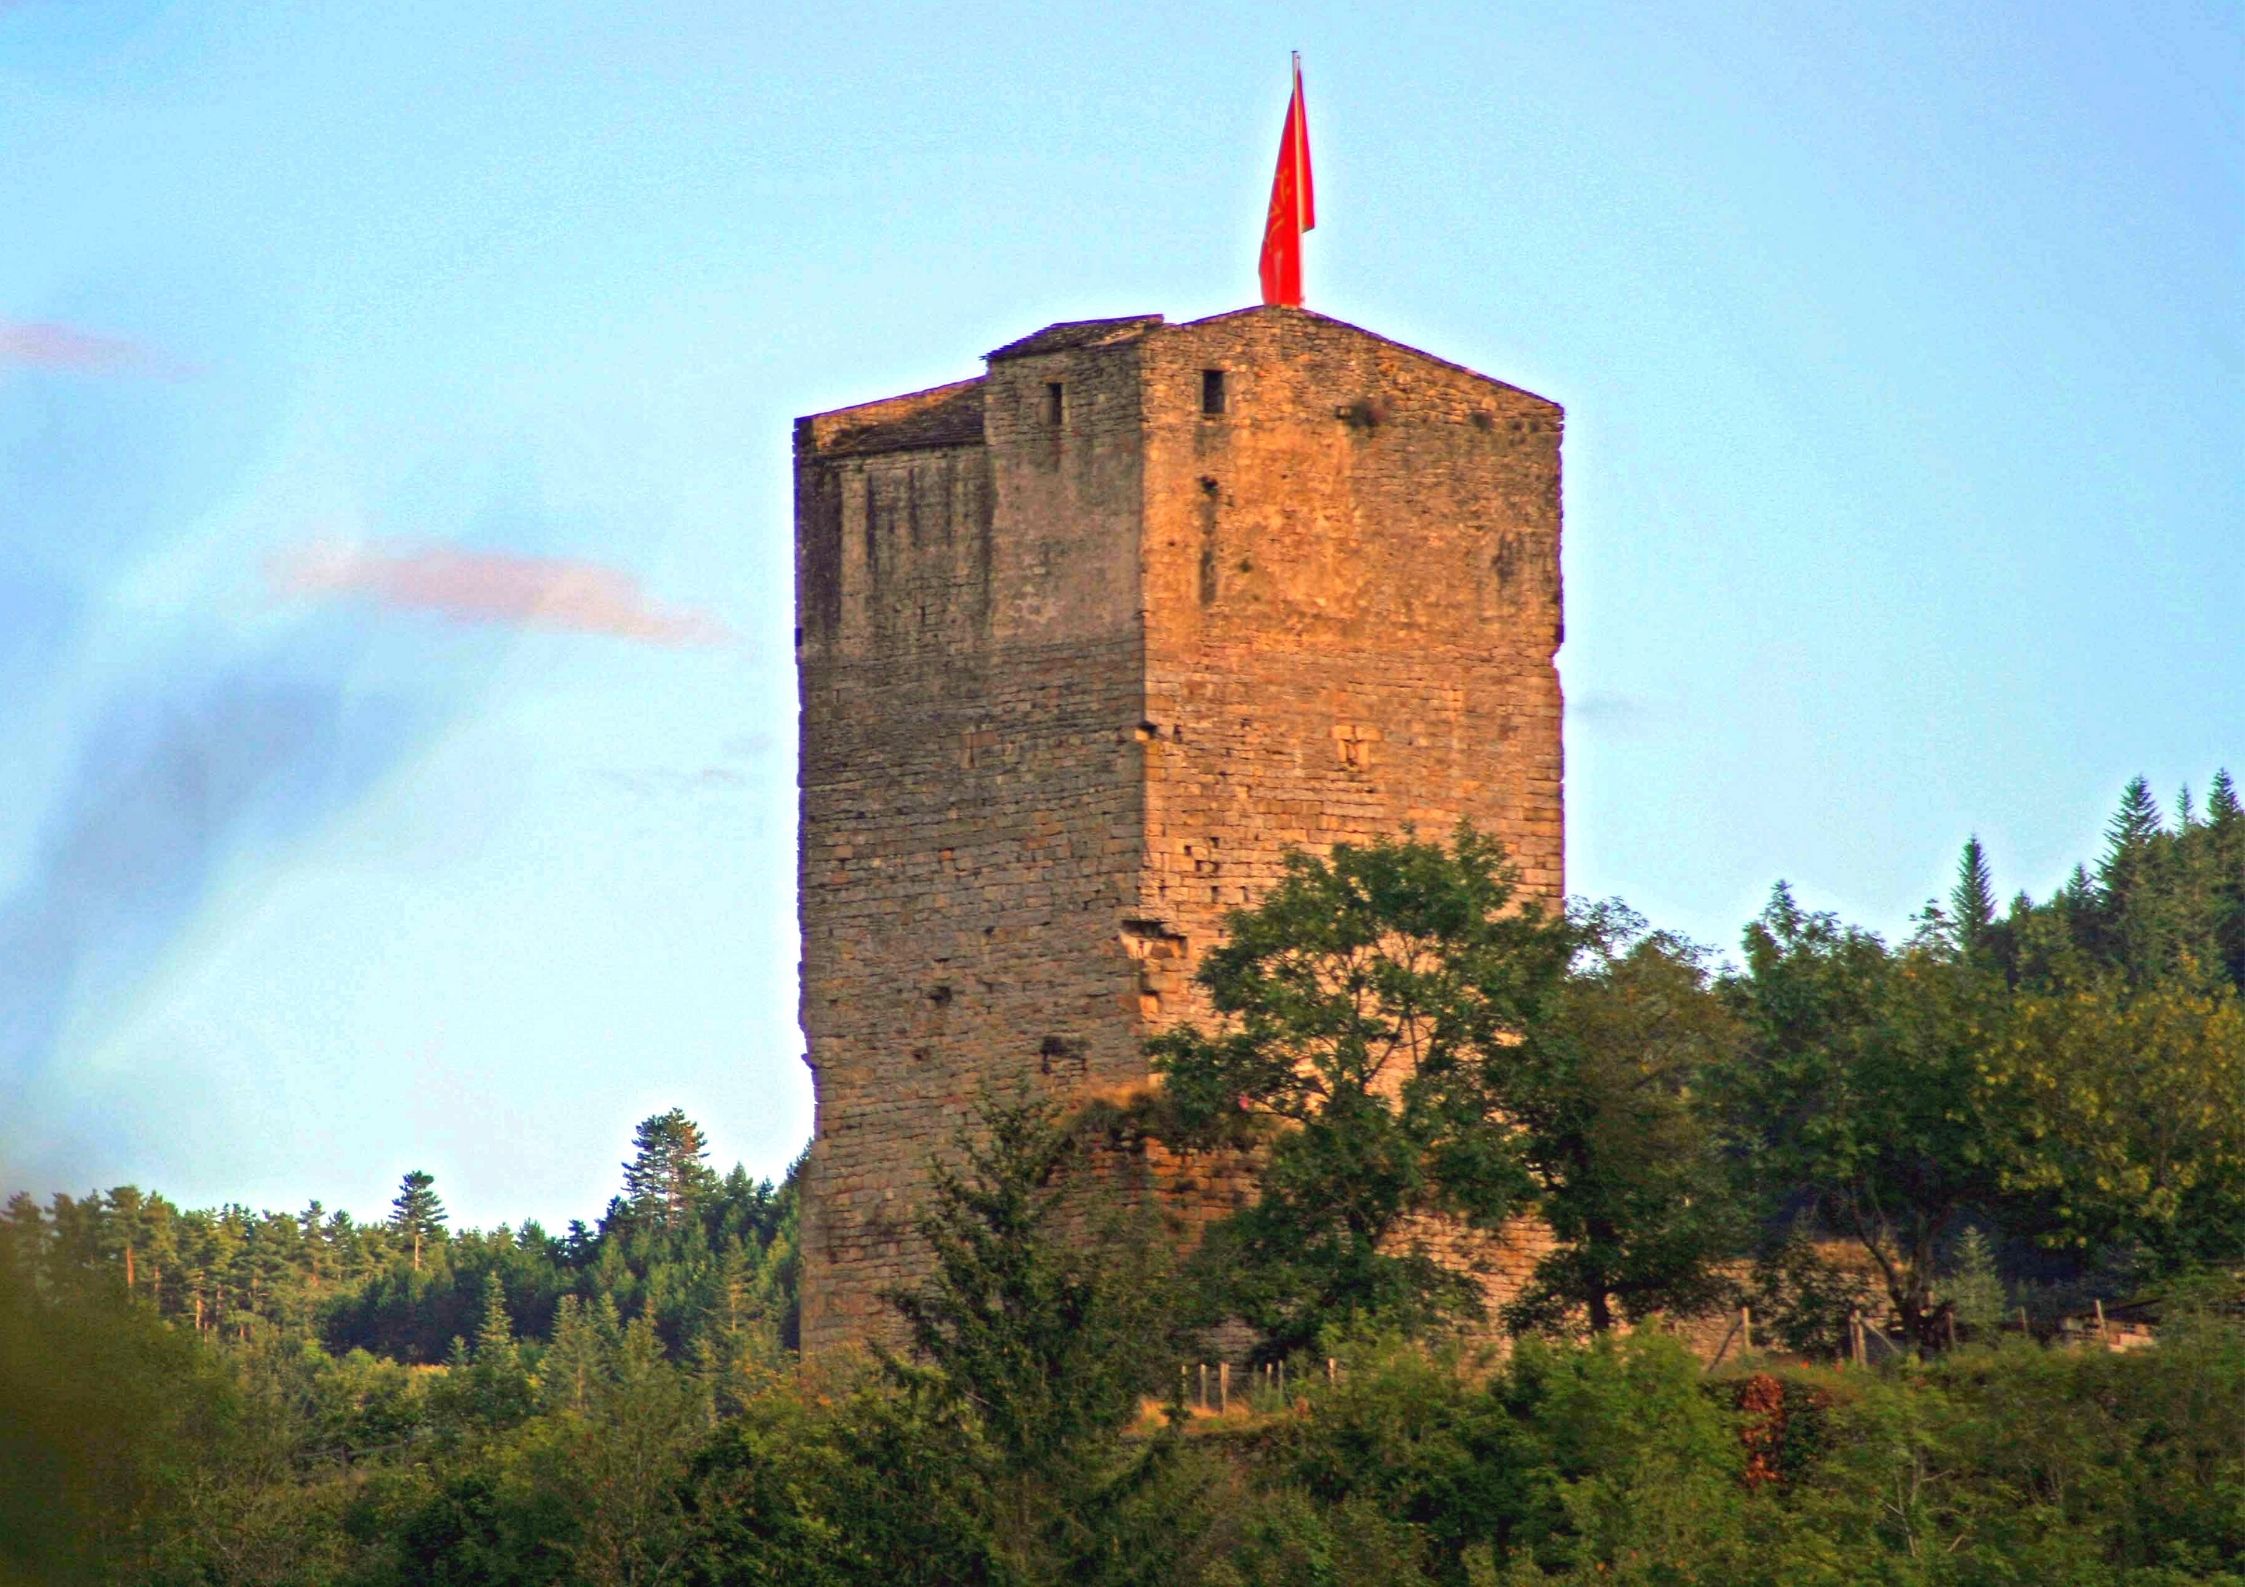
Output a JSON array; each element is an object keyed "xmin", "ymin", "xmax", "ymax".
[
  {"xmin": 1951, "ymin": 837, "xmax": 1998, "ymax": 957},
  {"xmin": 543, "ymin": 1295, "xmax": 606, "ymax": 1415},
  {"xmin": 2103, "ymin": 776, "xmax": 2165, "ymax": 871},
  {"xmin": 2099, "ymin": 777, "xmax": 2165, "ymax": 923},
  {"xmin": 2209, "ymin": 769, "xmax": 2243, "ymax": 830},
  {"xmin": 621, "ymin": 1110, "xmax": 720, "ymax": 1233},
  {"xmin": 2086, "ymin": 778, "xmax": 2185, "ymax": 979},
  {"xmin": 389, "ymin": 1170, "xmax": 447, "ymax": 1273},
  {"xmin": 464, "ymin": 1279, "xmax": 535, "ymax": 1427},
  {"xmin": 2206, "ymin": 769, "xmax": 2245, "ymax": 989},
  {"xmin": 1943, "ymin": 1226, "xmax": 2005, "ymax": 1334}
]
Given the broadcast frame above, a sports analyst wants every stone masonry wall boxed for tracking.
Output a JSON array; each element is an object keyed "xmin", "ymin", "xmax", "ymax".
[
  {"xmin": 795, "ymin": 338, "xmax": 1157, "ymax": 1354},
  {"xmin": 1129, "ymin": 309, "xmax": 1564, "ymax": 1034},
  {"xmin": 795, "ymin": 307, "xmax": 1564, "ymax": 1355}
]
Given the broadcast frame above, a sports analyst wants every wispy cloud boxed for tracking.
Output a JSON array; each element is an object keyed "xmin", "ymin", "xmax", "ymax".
[
  {"xmin": 1, "ymin": 646, "xmax": 441, "ymax": 1124},
  {"xmin": 0, "ymin": 319, "xmax": 198, "ymax": 378},
  {"xmin": 268, "ymin": 539, "xmax": 731, "ymax": 647},
  {"xmin": 1570, "ymin": 691, "xmax": 1655, "ymax": 728}
]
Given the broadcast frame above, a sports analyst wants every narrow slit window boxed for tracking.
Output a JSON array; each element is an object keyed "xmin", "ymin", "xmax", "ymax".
[
  {"xmin": 1044, "ymin": 382, "xmax": 1065, "ymax": 426},
  {"xmin": 1201, "ymin": 369, "xmax": 1227, "ymax": 415}
]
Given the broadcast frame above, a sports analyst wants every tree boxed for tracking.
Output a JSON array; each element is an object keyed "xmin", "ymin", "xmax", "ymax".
[
  {"xmin": 1941, "ymin": 1227, "xmax": 2005, "ymax": 1335},
  {"xmin": 887, "ymin": 1093, "xmax": 1177, "ymax": 1476},
  {"xmin": 1950, "ymin": 837, "xmax": 1997, "ymax": 959},
  {"xmin": 2095, "ymin": 776, "xmax": 2184, "ymax": 979},
  {"xmin": 1151, "ymin": 827, "xmax": 1575, "ymax": 1352},
  {"xmin": 621, "ymin": 1110, "xmax": 721, "ymax": 1233},
  {"xmin": 1720, "ymin": 886, "xmax": 2012, "ymax": 1351},
  {"xmin": 2212, "ymin": 769, "xmax": 2244, "ymax": 829},
  {"xmin": 2101, "ymin": 776, "xmax": 2165, "ymax": 889},
  {"xmin": 464, "ymin": 1281, "xmax": 535, "ymax": 1428},
  {"xmin": 1504, "ymin": 907, "xmax": 1746, "ymax": 1335},
  {"xmin": 685, "ymin": 1092, "xmax": 1201, "ymax": 1587},
  {"xmin": 1988, "ymin": 973, "xmax": 2245, "ymax": 1268},
  {"xmin": 555, "ymin": 1313, "xmax": 707, "ymax": 1587},
  {"xmin": 2195, "ymin": 768, "xmax": 2245, "ymax": 992},
  {"xmin": 389, "ymin": 1170, "xmax": 447, "ymax": 1273}
]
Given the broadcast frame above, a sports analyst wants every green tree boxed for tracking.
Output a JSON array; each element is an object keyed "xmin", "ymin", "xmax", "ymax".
[
  {"xmin": 622, "ymin": 1110, "xmax": 723, "ymax": 1234},
  {"xmin": 1949, "ymin": 836, "xmax": 1998, "ymax": 959},
  {"xmin": 2197, "ymin": 767, "xmax": 2245, "ymax": 990},
  {"xmin": 1988, "ymin": 971, "xmax": 2245, "ymax": 1266},
  {"xmin": 1941, "ymin": 1226, "xmax": 2006, "ymax": 1335},
  {"xmin": 390, "ymin": 1169, "xmax": 448, "ymax": 1273},
  {"xmin": 687, "ymin": 1092, "xmax": 1201, "ymax": 1587},
  {"xmin": 465, "ymin": 1281, "xmax": 536, "ymax": 1428},
  {"xmin": 1152, "ymin": 827, "xmax": 1573, "ymax": 1351},
  {"xmin": 1504, "ymin": 908, "xmax": 1746, "ymax": 1335},
  {"xmin": 556, "ymin": 1313, "xmax": 709, "ymax": 1587},
  {"xmin": 887, "ymin": 1094, "xmax": 1177, "ymax": 1478},
  {"xmin": 1720, "ymin": 887, "xmax": 2011, "ymax": 1351}
]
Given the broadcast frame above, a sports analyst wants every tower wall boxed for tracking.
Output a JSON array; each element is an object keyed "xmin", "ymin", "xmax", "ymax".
[
  {"xmin": 794, "ymin": 309, "xmax": 1563, "ymax": 1355},
  {"xmin": 1128, "ymin": 311, "xmax": 1563, "ymax": 1029},
  {"xmin": 794, "ymin": 341, "xmax": 1157, "ymax": 1354}
]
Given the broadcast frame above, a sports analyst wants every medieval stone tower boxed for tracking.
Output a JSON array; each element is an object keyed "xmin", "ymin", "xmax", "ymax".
[{"xmin": 794, "ymin": 305, "xmax": 1563, "ymax": 1354}]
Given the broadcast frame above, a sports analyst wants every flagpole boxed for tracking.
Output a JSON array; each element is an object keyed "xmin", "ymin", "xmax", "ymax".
[{"xmin": 1292, "ymin": 53, "xmax": 1306, "ymax": 236}]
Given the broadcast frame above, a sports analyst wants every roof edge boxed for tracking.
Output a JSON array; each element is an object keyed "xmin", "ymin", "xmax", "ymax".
[
  {"xmin": 986, "ymin": 314, "xmax": 1165, "ymax": 363},
  {"xmin": 1170, "ymin": 305, "xmax": 1560, "ymax": 410}
]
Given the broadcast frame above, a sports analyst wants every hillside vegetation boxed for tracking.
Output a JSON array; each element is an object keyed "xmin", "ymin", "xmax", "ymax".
[{"xmin": 5, "ymin": 773, "xmax": 2244, "ymax": 1585}]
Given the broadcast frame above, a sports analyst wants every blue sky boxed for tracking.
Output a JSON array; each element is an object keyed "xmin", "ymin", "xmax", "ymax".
[{"xmin": 3, "ymin": 1, "xmax": 2237, "ymax": 1229}]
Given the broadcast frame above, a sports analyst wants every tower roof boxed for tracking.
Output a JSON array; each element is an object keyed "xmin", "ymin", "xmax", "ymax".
[{"xmin": 986, "ymin": 314, "xmax": 1164, "ymax": 362}]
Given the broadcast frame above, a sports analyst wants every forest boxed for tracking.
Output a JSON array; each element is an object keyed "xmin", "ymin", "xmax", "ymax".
[{"xmin": 4, "ymin": 772, "xmax": 2243, "ymax": 1586}]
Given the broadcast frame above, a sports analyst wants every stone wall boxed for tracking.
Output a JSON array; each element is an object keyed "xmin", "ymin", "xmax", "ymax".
[
  {"xmin": 794, "ymin": 307, "xmax": 1564, "ymax": 1356},
  {"xmin": 1130, "ymin": 308, "xmax": 1564, "ymax": 1033}
]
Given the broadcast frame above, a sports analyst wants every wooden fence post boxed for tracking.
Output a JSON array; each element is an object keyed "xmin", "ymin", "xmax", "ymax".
[
  {"xmin": 1741, "ymin": 1306, "xmax": 1754, "ymax": 1354},
  {"xmin": 1219, "ymin": 1361, "xmax": 1229, "ymax": 1415}
]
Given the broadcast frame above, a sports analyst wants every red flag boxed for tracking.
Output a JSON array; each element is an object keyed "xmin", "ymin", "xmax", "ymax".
[{"xmin": 1258, "ymin": 55, "xmax": 1315, "ymax": 307}]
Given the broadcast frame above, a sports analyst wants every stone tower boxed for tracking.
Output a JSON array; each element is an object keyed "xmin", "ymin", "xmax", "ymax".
[{"xmin": 794, "ymin": 306, "xmax": 1563, "ymax": 1354}]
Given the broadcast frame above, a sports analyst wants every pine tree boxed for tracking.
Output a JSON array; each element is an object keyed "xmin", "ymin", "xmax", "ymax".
[
  {"xmin": 2104, "ymin": 777, "xmax": 2164, "ymax": 866},
  {"xmin": 1943, "ymin": 1226, "xmax": 2005, "ymax": 1335},
  {"xmin": 476, "ymin": 1281, "xmax": 516, "ymax": 1362},
  {"xmin": 1951, "ymin": 836, "xmax": 1997, "ymax": 957},
  {"xmin": 542, "ymin": 1295, "xmax": 606, "ymax": 1415},
  {"xmin": 2210, "ymin": 769, "xmax": 2243, "ymax": 831},
  {"xmin": 389, "ymin": 1170, "xmax": 447, "ymax": 1273},
  {"xmin": 2095, "ymin": 778, "xmax": 2181, "ymax": 979},
  {"xmin": 102, "ymin": 1187, "xmax": 147, "ymax": 1295},
  {"xmin": 2207, "ymin": 769, "xmax": 2245, "ymax": 990},
  {"xmin": 466, "ymin": 1279, "xmax": 535, "ymax": 1427},
  {"xmin": 620, "ymin": 1110, "xmax": 720, "ymax": 1233},
  {"xmin": 1, "ymin": 1192, "xmax": 48, "ymax": 1289}
]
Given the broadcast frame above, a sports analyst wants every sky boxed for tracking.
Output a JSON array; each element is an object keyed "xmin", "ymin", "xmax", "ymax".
[{"xmin": 3, "ymin": 0, "xmax": 2238, "ymax": 1230}]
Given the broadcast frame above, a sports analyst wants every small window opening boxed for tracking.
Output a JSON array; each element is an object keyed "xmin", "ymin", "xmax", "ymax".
[
  {"xmin": 1201, "ymin": 369, "xmax": 1227, "ymax": 415},
  {"xmin": 1044, "ymin": 382, "xmax": 1065, "ymax": 425}
]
